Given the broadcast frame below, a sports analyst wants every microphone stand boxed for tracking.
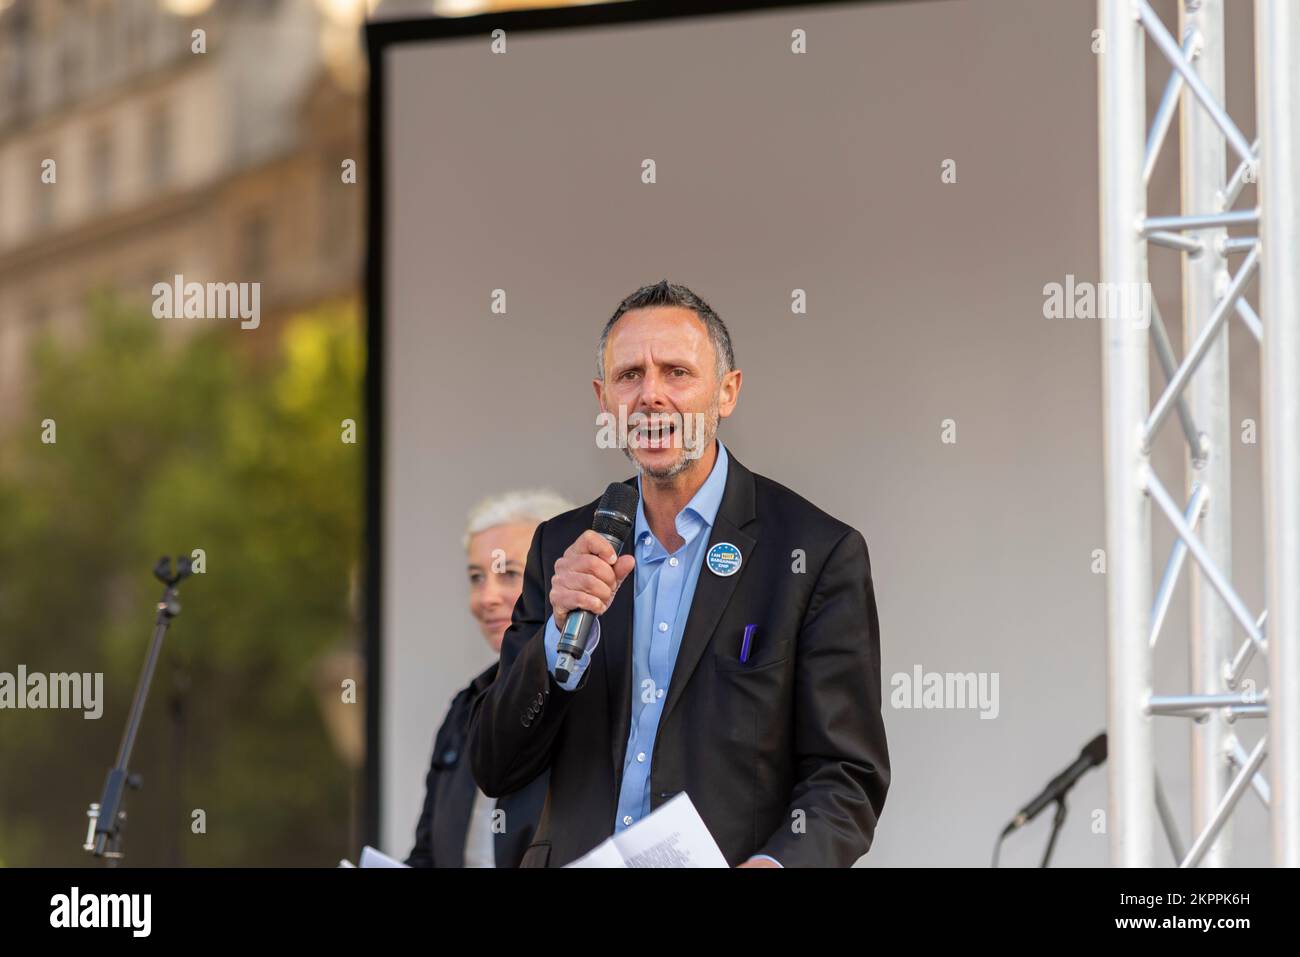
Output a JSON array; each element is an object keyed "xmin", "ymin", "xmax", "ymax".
[
  {"xmin": 991, "ymin": 795, "xmax": 1071, "ymax": 868},
  {"xmin": 83, "ymin": 555, "xmax": 193, "ymax": 864},
  {"xmin": 993, "ymin": 731, "xmax": 1106, "ymax": 867},
  {"xmin": 1039, "ymin": 796, "xmax": 1068, "ymax": 868}
]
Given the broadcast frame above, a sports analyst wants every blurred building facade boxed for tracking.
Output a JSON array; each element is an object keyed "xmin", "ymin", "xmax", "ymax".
[
  {"xmin": 0, "ymin": 0, "xmax": 367, "ymax": 422},
  {"xmin": 0, "ymin": 0, "xmax": 608, "ymax": 425}
]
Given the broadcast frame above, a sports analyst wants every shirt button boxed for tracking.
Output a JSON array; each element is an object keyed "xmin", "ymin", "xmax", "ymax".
[
  {"xmin": 623, "ymin": 815, "xmax": 633, "ymax": 826},
  {"xmin": 658, "ymin": 622, "xmax": 668, "ymax": 633},
  {"xmin": 636, "ymin": 752, "xmax": 646, "ymax": 763},
  {"xmin": 656, "ymin": 688, "xmax": 664, "ymax": 698},
  {"xmin": 669, "ymin": 557, "xmax": 679, "ymax": 567}
]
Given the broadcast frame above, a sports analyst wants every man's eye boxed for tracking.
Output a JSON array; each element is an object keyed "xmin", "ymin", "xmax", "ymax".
[
  {"xmin": 671, "ymin": 368, "xmax": 688, "ymax": 377},
  {"xmin": 620, "ymin": 371, "xmax": 639, "ymax": 381},
  {"xmin": 469, "ymin": 573, "xmax": 484, "ymax": 585},
  {"xmin": 502, "ymin": 570, "xmax": 521, "ymax": 580}
]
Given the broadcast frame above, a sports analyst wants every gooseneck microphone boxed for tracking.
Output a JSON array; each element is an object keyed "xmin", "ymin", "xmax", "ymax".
[{"xmin": 554, "ymin": 482, "xmax": 639, "ymax": 684}]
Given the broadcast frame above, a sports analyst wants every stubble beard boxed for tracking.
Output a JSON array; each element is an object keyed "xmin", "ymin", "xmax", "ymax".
[{"xmin": 622, "ymin": 400, "xmax": 719, "ymax": 483}]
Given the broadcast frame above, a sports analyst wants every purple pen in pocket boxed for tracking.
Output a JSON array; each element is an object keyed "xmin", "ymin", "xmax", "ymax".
[{"xmin": 740, "ymin": 624, "xmax": 756, "ymax": 663}]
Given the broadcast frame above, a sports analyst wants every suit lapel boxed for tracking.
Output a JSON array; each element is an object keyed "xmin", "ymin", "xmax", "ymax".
[
  {"xmin": 660, "ymin": 497, "xmax": 756, "ymax": 727},
  {"xmin": 603, "ymin": 509, "xmax": 636, "ymax": 793}
]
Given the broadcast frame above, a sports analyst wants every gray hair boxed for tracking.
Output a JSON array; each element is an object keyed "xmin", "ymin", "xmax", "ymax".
[
  {"xmin": 462, "ymin": 488, "xmax": 575, "ymax": 551},
  {"xmin": 595, "ymin": 280, "xmax": 735, "ymax": 384}
]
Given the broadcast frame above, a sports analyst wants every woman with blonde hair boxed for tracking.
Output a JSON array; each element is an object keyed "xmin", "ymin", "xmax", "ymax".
[{"xmin": 405, "ymin": 488, "xmax": 574, "ymax": 868}]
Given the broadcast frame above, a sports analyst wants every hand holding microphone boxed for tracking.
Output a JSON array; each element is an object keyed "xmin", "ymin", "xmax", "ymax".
[
  {"xmin": 551, "ymin": 483, "xmax": 638, "ymax": 682},
  {"xmin": 550, "ymin": 531, "xmax": 635, "ymax": 631}
]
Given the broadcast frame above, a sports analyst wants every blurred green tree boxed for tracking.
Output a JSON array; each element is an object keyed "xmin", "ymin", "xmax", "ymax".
[{"xmin": 0, "ymin": 294, "xmax": 363, "ymax": 866}]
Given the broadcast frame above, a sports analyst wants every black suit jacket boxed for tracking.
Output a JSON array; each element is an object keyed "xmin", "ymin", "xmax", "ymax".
[
  {"xmin": 406, "ymin": 663, "xmax": 548, "ymax": 867},
  {"xmin": 467, "ymin": 449, "xmax": 890, "ymax": 867}
]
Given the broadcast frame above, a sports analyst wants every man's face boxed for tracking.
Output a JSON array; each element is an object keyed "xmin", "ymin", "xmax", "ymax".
[{"xmin": 593, "ymin": 306, "xmax": 740, "ymax": 481}]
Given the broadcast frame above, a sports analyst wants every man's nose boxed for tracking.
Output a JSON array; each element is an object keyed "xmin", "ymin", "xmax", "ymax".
[{"xmin": 638, "ymin": 368, "xmax": 669, "ymax": 407}]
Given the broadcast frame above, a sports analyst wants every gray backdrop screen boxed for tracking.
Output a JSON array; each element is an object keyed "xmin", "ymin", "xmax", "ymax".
[{"xmin": 378, "ymin": 0, "xmax": 1269, "ymax": 864}]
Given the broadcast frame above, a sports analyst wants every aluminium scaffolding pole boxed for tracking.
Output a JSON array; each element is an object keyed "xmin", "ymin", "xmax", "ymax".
[
  {"xmin": 1181, "ymin": 0, "xmax": 1232, "ymax": 870},
  {"xmin": 1256, "ymin": 0, "xmax": 1300, "ymax": 867},
  {"xmin": 1100, "ymin": 0, "xmax": 1154, "ymax": 867},
  {"xmin": 1098, "ymin": 0, "xmax": 1300, "ymax": 867}
]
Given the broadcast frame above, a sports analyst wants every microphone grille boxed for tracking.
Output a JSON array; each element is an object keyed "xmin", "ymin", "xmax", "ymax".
[
  {"xmin": 593, "ymin": 482, "xmax": 639, "ymax": 539},
  {"xmin": 1083, "ymin": 732, "xmax": 1108, "ymax": 766}
]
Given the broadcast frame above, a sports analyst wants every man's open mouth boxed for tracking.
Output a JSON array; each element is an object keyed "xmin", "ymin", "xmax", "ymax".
[{"xmin": 632, "ymin": 417, "xmax": 679, "ymax": 448}]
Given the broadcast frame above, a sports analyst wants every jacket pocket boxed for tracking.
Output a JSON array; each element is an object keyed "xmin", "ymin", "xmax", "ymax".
[{"xmin": 713, "ymin": 635, "xmax": 794, "ymax": 672}]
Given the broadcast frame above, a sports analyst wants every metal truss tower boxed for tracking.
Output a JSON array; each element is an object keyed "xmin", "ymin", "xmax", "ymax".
[{"xmin": 1098, "ymin": 0, "xmax": 1300, "ymax": 866}]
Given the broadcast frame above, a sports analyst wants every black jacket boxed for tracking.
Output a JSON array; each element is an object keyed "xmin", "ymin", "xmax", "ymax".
[
  {"xmin": 406, "ymin": 663, "xmax": 548, "ymax": 867},
  {"xmin": 468, "ymin": 450, "xmax": 889, "ymax": 867}
]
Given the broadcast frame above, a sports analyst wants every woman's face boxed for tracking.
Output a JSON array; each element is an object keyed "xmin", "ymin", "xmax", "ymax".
[{"xmin": 466, "ymin": 521, "xmax": 537, "ymax": 654}]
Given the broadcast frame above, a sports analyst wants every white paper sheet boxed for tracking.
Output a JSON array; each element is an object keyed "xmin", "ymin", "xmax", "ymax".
[
  {"xmin": 566, "ymin": 792, "xmax": 728, "ymax": 868},
  {"xmin": 337, "ymin": 846, "xmax": 410, "ymax": 868}
]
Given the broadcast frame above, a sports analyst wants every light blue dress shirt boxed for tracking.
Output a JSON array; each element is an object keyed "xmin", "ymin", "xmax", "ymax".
[{"xmin": 542, "ymin": 442, "xmax": 783, "ymax": 866}]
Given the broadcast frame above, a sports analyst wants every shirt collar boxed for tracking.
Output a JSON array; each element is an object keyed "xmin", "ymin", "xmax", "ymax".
[{"xmin": 634, "ymin": 439, "xmax": 730, "ymax": 552}]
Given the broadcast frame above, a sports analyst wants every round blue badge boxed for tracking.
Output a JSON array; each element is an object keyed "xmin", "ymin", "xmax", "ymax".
[{"xmin": 706, "ymin": 542, "xmax": 743, "ymax": 577}]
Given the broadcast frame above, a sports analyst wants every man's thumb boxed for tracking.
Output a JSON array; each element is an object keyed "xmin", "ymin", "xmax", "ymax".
[{"xmin": 613, "ymin": 553, "xmax": 636, "ymax": 583}]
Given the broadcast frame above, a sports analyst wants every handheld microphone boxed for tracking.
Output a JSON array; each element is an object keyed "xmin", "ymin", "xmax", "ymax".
[
  {"xmin": 554, "ymin": 482, "xmax": 639, "ymax": 684},
  {"xmin": 1002, "ymin": 732, "xmax": 1107, "ymax": 835}
]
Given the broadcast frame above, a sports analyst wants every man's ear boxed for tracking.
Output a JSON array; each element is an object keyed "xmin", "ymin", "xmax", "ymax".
[
  {"xmin": 718, "ymin": 369, "xmax": 742, "ymax": 418},
  {"xmin": 592, "ymin": 378, "xmax": 607, "ymax": 411}
]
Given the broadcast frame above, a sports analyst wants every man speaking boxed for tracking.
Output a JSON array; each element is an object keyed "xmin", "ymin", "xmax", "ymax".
[{"xmin": 468, "ymin": 280, "xmax": 890, "ymax": 867}]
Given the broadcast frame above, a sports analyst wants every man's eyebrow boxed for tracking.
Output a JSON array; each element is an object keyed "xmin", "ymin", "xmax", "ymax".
[
  {"xmin": 612, "ymin": 357, "xmax": 697, "ymax": 375},
  {"xmin": 466, "ymin": 560, "xmax": 525, "ymax": 571}
]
